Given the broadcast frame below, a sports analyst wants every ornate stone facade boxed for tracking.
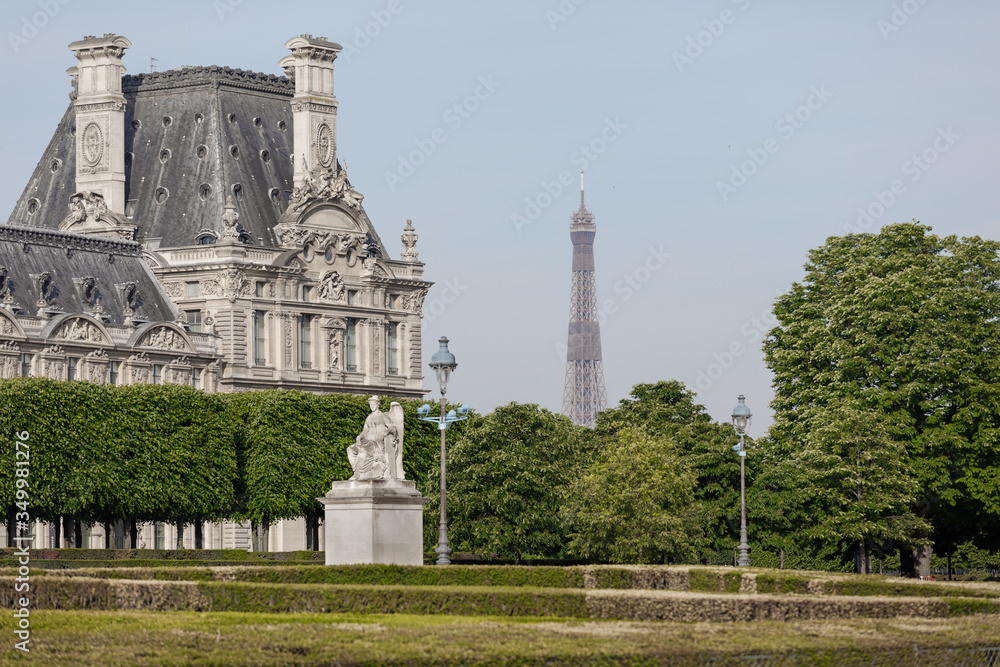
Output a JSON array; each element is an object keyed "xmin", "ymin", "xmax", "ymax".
[{"xmin": 3, "ymin": 32, "xmax": 435, "ymax": 551}]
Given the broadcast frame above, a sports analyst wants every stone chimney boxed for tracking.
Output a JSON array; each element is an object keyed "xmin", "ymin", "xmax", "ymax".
[
  {"xmin": 279, "ymin": 35, "xmax": 342, "ymax": 190},
  {"xmin": 68, "ymin": 34, "xmax": 131, "ymax": 216}
]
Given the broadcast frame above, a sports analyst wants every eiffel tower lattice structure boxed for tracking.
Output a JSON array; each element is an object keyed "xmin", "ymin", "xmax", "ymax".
[{"xmin": 561, "ymin": 175, "xmax": 608, "ymax": 428}]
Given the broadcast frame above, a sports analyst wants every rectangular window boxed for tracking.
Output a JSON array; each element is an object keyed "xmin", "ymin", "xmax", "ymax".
[
  {"xmin": 109, "ymin": 361, "xmax": 119, "ymax": 386},
  {"xmin": 387, "ymin": 294, "xmax": 399, "ymax": 310},
  {"xmin": 253, "ymin": 310, "xmax": 266, "ymax": 365},
  {"xmin": 20, "ymin": 354, "xmax": 31, "ymax": 378},
  {"xmin": 347, "ymin": 290, "xmax": 357, "ymax": 305},
  {"xmin": 300, "ymin": 315, "xmax": 313, "ymax": 369},
  {"xmin": 186, "ymin": 310, "xmax": 202, "ymax": 333},
  {"xmin": 345, "ymin": 318, "xmax": 358, "ymax": 372},
  {"xmin": 67, "ymin": 358, "xmax": 77, "ymax": 381},
  {"xmin": 152, "ymin": 364, "xmax": 163, "ymax": 385},
  {"xmin": 302, "ymin": 285, "xmax": 312, "ymax": 302},
  {"xmin": 386, "ymin": 323, "xmax": 399, "ymax": 375},
  {"xmin": 186, "ymin": 282, "xmax": 200, "ymax": 298},
  {"xmin": 191, "ymin": 368, "xmax": 201, "ymax": 390},
  {"xmin": 255, "ymin": 282, "xmax": 265, "ymax": 298}
]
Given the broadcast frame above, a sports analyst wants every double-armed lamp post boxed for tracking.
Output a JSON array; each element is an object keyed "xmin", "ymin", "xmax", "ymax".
[
  {"xmin": 417, "ymin": 337, "xmax": 470, "ymax": 565},
  {"xmin": 731, "ymin": 394, "xmax": 752, "ymax": 567}
]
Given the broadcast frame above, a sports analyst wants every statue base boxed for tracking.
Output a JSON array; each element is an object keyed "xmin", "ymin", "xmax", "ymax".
[{"xmin": 318, "ymin": 479, "xmax": 426, "ymax": 566}]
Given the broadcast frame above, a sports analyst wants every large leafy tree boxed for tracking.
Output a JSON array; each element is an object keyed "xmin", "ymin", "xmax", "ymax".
[
  {"xmin": 763, "ymin": 223, "xmax": 1000, "ymax": 574},
  {"xmin": 440, "ymin": 403, "xmax": 585, "ymax": 561},
  {"xmin": 596, "ymin": 381, "xmax": 742, "ymax": 561},
  {"xmin": 563, "ymin": 428, "xmax": 702, "ymax": 564},
  {"xmin": 767, "ymin": 403, "xmax": 929, "ymax": 572}
]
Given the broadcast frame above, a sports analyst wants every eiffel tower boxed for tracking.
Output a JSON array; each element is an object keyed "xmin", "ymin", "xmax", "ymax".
[{"xmin": 561, "ymin": 174, "xmax": 608, "ymax": 428}]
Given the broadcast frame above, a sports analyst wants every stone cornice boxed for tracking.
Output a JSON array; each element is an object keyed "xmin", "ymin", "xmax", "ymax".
[
  {"xmin": 122, "ymin": 66, "xmax": 293, "ymax": 96},
  {"xmin": 0, "ymin": 224, "xmax": 141, "ymax": 257}
]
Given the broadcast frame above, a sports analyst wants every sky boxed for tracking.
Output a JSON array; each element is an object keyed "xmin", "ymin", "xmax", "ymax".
[{"xmin": 1, "ymin": 0, "xmax": 997, "ymax": 432}]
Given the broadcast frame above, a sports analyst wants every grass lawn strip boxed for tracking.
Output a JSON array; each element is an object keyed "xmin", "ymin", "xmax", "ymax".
[{"xmin": 4, "ymin": 611, "xmax": 999, "ymax": 667}]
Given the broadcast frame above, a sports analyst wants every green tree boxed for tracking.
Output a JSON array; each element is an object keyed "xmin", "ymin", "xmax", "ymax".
[
  {"xmin": 439, "ymin": 403, "xmax": 583, "ymax": 561},
  {"xmin": 596, "ymin": 381, "xmax": 742, "ymax": 562},
  {"xmin": 763, "ymin": 223, "xmax": 1000, "ymax": 575},
  {"xmin": 773, "ymin": 404, "xmax": 929, "ymax": 572},
  {"xmin": 563, "ymin": 428, "xmax": 701, "ymax": 564}
]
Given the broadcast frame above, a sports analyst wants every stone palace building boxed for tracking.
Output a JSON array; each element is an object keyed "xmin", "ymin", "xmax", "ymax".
[{"xmin": 2, "ymin": 34, "xmax": 432, "ymax": 551}]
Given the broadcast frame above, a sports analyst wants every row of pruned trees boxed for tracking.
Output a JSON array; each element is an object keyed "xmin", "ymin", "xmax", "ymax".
[{"xmin": 0, "ymin": 379, "xmax": 451, "ymax": 549}]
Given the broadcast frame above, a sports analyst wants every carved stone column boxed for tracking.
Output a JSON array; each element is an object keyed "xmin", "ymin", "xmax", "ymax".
[
  {"xmin": 38, "ymin": 346, "xmax": 67, "ymax": 381},
  {"xmin": 0, "ymin": 341, "xmax": 20, "ymax": 379},
  {"xmin": 82, "ymin": 349, "xmax": 110, "ymax": 384}
]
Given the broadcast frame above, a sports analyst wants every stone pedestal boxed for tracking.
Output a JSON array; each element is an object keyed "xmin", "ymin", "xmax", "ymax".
[{"xmin": 318, "ymin": 479, "xmax": 426, "ymax": 566}]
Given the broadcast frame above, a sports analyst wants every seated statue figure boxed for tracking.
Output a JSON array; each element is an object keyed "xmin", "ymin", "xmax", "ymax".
[{"xmin": 348, "ymin": 395, "xmax": 405, "ymax": 481}]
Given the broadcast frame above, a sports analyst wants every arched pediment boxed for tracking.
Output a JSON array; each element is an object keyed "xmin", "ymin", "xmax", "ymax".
[
  {"xmin": 0, "ymin": 309, "xmax": 26, "ymax": 340},
  {"xmin": 299, "ymin": 203, "xmax": 364, "ymax": 232},
  {"xmin": 128, "ymin": 322, "xmax": 195, "ymax": 353},
  {"xmin": 42, "ymin": 314, "xmax": 113, "ymax": 345},
  {"xmin": 364, "ymin": 257, "xmax": 396, "ymax": 281},
  {"xmin": 141, "ymin": 249, "xmax": 166, "ymax": 268}
]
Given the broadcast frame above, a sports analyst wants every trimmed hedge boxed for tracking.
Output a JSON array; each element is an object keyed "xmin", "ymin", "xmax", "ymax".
[
  {"xmin": 19, "ymin": 564, "xmax": 1000, "ymax": 601},
  {"xmin": 3, "ymin": 575, "xmax": 998, "ymax": 621},
  {"xmin": 0, "ymin": 380, "xmax": 453, "ymax": 531},
  {"xmin": 0, "ymin": 548, "xmax": 322, "ymax": 561}
]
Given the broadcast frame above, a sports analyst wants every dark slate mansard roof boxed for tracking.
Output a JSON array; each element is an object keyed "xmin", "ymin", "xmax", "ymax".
[
  {"xmin": 0, "ymin": 225, "xmax": 176, "ymax": 326},
  {"xmin": 9, "ymin": 66, "xmax": 304, "ymax": 249}
]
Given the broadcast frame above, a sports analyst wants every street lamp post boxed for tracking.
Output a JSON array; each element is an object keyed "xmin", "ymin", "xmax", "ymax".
[
  {"xmin": 416, "ymin": 337, "xmax": 471, "ymax": 565},
  {"xmin": 731, "ymin": 394, "xmax": 752, "ymax": 568}
]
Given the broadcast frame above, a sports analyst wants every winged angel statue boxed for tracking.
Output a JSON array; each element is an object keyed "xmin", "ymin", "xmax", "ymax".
[{"xmin": 347, "ymin": 396, "xmax": 405, "ymax": 481}]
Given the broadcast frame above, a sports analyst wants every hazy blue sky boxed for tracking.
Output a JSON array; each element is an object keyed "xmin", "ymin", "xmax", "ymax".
[{"xmin": 2, "ymin": 0, "xmax": 997, "ymax": 431}]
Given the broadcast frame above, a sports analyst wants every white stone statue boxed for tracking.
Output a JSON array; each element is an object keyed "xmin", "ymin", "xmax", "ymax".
[{"xmin": 347, "ymin": 395, "xmax": 405, "ymax": 481}]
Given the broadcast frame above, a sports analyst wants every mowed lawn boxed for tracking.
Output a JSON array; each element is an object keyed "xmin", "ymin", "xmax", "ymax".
[{"xmin": 2, "ymin": 610, "xmax": 999, "ymax": 666}]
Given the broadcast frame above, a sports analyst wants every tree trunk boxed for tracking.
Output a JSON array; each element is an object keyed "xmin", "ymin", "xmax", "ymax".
[
  {"xmin": 75, "ymin": 520, "xmax": 83, "ymax": 548},
  {"xmin": 900, "ymin": 544, "xmax": 933, "ymax": 578},
  {"xmin": 779, "ymin": 548, "xmax": 784, "ymax": 570},
  {"xmin": 948, "ymin": 551, "xmax": 953, "ymax": 581},
  {"xmin": 129, "ymin": 519, "xmax": 138, "ymax": 549},
  {"xmin": 176, "ymin": 521, "xmax": 184, "ymax": 550},
  {"xmin": 305, "ymin": 514, "xmax": 317, "ymax": 551},
  {"xmin": 257, "ymin": 517, "xmax": 270, "ymax": 553},
  {"xmin": 62, "ymin": 515, "xmax": 75, "ymax": 549},
  {"xmin": 194, "ymin": 521, "xmax": 204, "ymax": 550},
  {"xmin": 6, "ymin": 510, "xmax": 15, "ymax": 547},
  {"xmin": 103, "ymin": 522, "xmax": 112, "ymax": 549},
  {"xmin": 913, "ymin": 544, "xmax": 932, "ymax": 578}
]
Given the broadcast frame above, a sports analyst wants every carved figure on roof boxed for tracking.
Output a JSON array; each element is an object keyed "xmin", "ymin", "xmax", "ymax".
[
  {"xmin": 60, "ymin": 192, "xmax": 135, "ymax": 239},
  {"xmin": 31, "ymin": 272, "xmax": 56, "ymax": 308},
  {"xmin": 288, "ymin": 159, "xmax": 365, "ymax": 213},
  {"xmin": 347, "ymin": 396, "xmax": 406, "ymax": 481},
  {"xmin": 221, "ymin": 195, "xmax": 241, "ymax": 240}
]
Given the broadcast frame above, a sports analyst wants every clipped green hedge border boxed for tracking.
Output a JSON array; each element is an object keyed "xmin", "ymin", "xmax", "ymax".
[
  {"xmin": 16, "ymin": 565, "xmax": 1000, "ymax": 601},
  {"xmin": 0, "ymin": 548, "xmax": 322, "ymax": 562},
  {"xmin": 3, "ymin": 576, "xmax": 998, "ymax": 622}
]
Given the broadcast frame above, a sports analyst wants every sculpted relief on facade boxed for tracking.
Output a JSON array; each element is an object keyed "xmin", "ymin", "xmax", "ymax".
[
  {"xmin": 53, "ymin": 317, "xmax": 108, "ymax": 344},
  {"xmin": 317, "ymin": 270, "xmax": 345, "ymax": 302},
  {"xmin": 139, "ymin": 326, "xmax": 190, "ymax": 351}
]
